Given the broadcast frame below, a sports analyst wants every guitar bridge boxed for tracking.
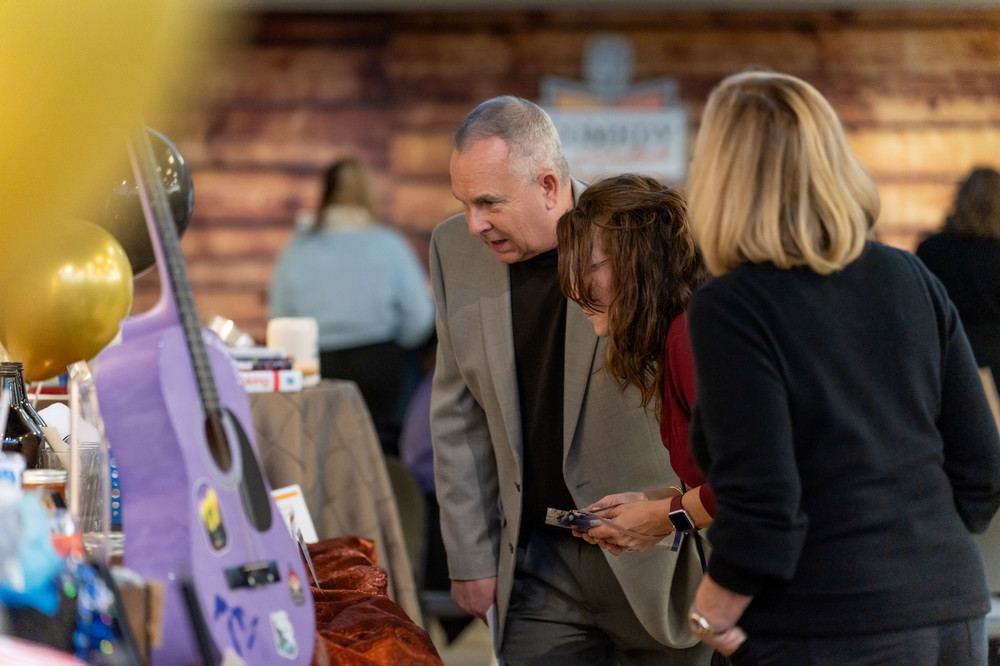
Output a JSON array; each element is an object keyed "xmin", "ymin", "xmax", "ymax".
[{"xmin": 225, "ymin": 560, "xmax": 281, "ymax": 590}]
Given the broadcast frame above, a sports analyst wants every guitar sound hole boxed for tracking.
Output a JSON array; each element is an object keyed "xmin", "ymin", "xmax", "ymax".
[{"xmin": 204, "ymin": 412, "xmax": 233, "ymax": 473}]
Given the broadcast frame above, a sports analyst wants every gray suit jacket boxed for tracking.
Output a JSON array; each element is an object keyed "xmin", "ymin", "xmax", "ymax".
[{"xmin": 428, "ymin": 181, "xmax": 701, "ymax": 648}]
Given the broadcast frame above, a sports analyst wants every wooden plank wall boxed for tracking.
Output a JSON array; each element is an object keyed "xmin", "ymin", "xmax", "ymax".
[{"xmin": 146, "ymin": 8, "xmax": 1000, "ymax": 344}]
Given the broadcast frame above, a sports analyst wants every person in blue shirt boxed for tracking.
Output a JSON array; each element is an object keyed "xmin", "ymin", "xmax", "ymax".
[{"xmin": 269, "ymin": 157, "xmax": 435, "ymax": 454}]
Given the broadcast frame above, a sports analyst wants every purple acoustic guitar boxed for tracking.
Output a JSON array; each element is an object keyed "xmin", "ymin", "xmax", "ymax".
[{"xmin": 94, "ymin": 132, "xmax": 315, "ymax": 665}]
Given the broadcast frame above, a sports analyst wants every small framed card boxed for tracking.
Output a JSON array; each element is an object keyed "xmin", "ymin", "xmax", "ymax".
[{"xmin": 271, "ymin": 484, "xmax": 318, "ymax": 544}]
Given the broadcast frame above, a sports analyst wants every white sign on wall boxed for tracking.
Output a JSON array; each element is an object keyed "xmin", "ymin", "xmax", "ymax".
[
  {"xmin": 540, "ymin": 33, "xmax": 688, "ymax": 183},
  {"xmin": 548, "ymin": 109, "xmax": 687, "ymax": 182}
]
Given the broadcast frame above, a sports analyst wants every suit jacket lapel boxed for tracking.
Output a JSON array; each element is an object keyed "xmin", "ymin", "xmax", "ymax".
[
  {"xmin": 562, "ymin": 177, "xmax": 597, "ymax": 458},
  {"xmin": 483, "ymin": 178, "xmax": 591, "ymax": 471}
]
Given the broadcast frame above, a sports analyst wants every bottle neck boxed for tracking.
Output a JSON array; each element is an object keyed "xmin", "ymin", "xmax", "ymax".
[
  {"xmin": 0, "ymin": 369, "xmax": 42, "ymax": 438},
  {"xmin": 14, "ymin": 367, "xmax": 45, "ymax": 427},
  {"xmin": 1, "ymin": 372, "xmax": 23, "ymax": 408}
]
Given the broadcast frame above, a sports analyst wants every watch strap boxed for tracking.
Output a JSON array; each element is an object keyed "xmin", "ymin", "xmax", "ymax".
[{"xmin": 668, "ymin": 494, "xmax": 697, "ymax": 532}]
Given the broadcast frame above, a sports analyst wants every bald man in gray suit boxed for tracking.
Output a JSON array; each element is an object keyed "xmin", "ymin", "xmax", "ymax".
[{"xmin": 429, "ymin": 95, "xmax": 710, "ymax": 665}]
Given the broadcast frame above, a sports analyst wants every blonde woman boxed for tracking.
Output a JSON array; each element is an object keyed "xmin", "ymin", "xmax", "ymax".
[
  {"xmin": 684, "ymin": 70, "xmax": 1000, "ymax": 664},
  {"xmin": 269, "ymin": 157, "xmax": 435, "ymax": 453}
]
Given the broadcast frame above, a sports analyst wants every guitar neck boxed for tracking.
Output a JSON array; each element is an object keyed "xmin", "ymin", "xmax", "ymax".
[{"xmin": 129, "ymin": 131, "xmax": 221, "ymax": 413}]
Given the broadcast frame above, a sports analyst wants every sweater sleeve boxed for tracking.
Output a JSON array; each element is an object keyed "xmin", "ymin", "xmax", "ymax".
[
  {"xmin": 688, "ymin": 279, "xmax": 808, "ymax": 595},
  {"xmin": 922, "ymin": 264, "xmax": 1000, "ymax": 533},
  {"xmin": 388, "ymin": 231, "xmax": 436, "ymax": 348},
  {"xmin": 427, "ymin": 224, "xmax": 501, "ymax": 580}
]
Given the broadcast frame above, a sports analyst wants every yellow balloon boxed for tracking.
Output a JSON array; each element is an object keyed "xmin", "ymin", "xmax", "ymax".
[
  {"xmin": 1, "ymin": 220, "xmax": 133, "ymax": 381},
  {"xmin": 0, "ymin": 0, "xmax": 214, "ymax": 240}
]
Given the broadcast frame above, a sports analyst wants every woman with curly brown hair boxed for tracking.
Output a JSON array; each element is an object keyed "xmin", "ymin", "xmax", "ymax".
[{"xmin": 556, "ymin": 173, "xmax": 713, "ymax": 554}]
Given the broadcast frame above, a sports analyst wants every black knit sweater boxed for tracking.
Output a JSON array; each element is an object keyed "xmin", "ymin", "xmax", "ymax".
[{"xmin": 689, "ymin": 241, "xmax": 1000, "ymax": 637}]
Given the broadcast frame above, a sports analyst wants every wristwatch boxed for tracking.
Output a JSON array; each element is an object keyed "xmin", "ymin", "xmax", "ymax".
[
  {"xmin": 668, "ymin": 494, "xmax": 696, "ymax": 533},
  {"xmin": 688, "ymin": 610, "xmax": 730, "ymax": 637}
]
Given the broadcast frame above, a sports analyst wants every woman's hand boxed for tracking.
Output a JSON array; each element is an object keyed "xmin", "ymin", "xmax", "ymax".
[
  {"xmin": 689, "ymin": 574, "xmax": 752, "ymax": 655},
  {"xmin": 572, "ymin": 533, "xmax": 631, "ymax": 556},
  {"xmin": 698, "ymin": 625, "xmax": 748, "ymax": 656},
  {"xmin": 575, "ymin": 498, "xmax": 674, "ymax": 553},
  {"xmin": 584, "ymin": 491, "xmax": 648, "ymax": 512},
  {"xmin": 572, "ymin": 490, "xmax": 648, "ymax": 550}
]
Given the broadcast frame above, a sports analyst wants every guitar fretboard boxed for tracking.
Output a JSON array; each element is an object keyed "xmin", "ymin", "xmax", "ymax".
[{"xmin": 131, "ymin": 132, "xmax": 221, "ymax": 414}]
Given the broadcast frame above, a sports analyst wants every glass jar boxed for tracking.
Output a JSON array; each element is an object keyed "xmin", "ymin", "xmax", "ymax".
[
  {"xmin": 67, "ymin": 361, "xmax": 121, "ymax": 564},
  {"xmin": 22, "ymin": 468, "xmax": 68, "ymax": 509}
]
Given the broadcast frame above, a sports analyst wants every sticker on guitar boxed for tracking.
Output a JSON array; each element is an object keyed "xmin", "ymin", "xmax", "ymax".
[{"xmin": 198, "ymin": 483, "xmax": 228, "ymax": 551}]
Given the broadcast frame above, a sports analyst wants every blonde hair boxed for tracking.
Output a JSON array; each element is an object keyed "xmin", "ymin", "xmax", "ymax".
[
  {"xmin": 687, "ymin": 70, "xmax": 879, "ymax": 275},
  {"xmin": 316, "ymin": 157, "xmax": 378, "ymax": 224}
]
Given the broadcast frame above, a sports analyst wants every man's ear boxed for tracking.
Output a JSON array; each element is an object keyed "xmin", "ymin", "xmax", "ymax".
[{"xmin": 539, "ymin": 171, "xmax": 560, "ymax": 210}]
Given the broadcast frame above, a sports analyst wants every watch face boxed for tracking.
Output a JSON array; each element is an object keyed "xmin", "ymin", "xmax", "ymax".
[{"xmin": 669, "ymin": 509, "xmax": 695, "ymax": 533}]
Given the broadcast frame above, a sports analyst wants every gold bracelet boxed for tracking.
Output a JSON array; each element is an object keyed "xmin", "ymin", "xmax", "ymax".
[
  {"xmin": 667, "ymin": 485, "xmax": 683, "ymax": 497},
  {"xmin": 688, "ymin": 610, "xmax": 731, "ymax": 637}
]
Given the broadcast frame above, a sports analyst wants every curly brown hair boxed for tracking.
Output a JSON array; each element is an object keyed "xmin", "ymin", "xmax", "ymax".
[{"xmin": 557, "ymin": 174, "xmax": 710, "ymax": 416}]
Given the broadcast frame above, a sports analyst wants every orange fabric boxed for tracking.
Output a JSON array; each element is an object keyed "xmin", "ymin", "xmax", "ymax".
[{"xmin": 307, "ymin": 537, "xmax": 442, "ymax": 666}]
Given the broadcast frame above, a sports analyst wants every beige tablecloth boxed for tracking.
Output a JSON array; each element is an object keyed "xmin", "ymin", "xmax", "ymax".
[{"xmin": 248, "ymin": 379, "xmax": 421, "ymax": 624}]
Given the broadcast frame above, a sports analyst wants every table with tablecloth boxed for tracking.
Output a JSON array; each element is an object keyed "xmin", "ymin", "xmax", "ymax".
[
  {"xmin": 248, "ymin": 379, "xmax": 421, "ymax": 625},
  {"xmin": 306, "ymin": 536, "xmax": 442, "ymax": 665}
]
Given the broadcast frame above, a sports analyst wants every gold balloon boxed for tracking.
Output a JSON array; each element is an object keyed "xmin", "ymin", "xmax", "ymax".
[
  {"xmin": 1, "ymin": 220, "xmax": 133, "ymax": 382},
  {"xmin": 0, "ymin": 0, "xmax": 216, "ymax": 240}
]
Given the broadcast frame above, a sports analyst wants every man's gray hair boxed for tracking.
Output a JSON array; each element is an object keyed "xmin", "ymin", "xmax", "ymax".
[{"xmin": 454, "ymin": 95, "xmax": 570, "ymax": 185}]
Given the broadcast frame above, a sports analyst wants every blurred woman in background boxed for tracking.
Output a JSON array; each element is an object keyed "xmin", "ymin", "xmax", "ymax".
[
  {"xmin": 269, "ymin": 157, "xmax": 435, "ymax": 454},
  {"xmin": 916, "ymin": 167, "xmax": 1000, "ymax": 392},
  {"xmin": 683, "ymin": 70, "xmax": 1000, "ymax": 663}
]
